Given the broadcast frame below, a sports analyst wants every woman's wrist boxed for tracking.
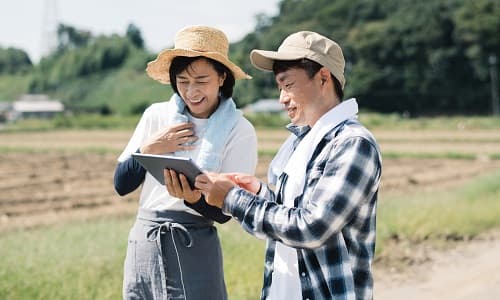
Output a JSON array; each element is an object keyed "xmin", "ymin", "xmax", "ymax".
[{"xmin": 184, "ymin": 194, "xmax": 203, "ymax": 205}]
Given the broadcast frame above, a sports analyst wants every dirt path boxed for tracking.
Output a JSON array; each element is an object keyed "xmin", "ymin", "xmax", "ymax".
[{"xmin": 374, "ymin": 230, "xmax": 500, "ymax": 300}]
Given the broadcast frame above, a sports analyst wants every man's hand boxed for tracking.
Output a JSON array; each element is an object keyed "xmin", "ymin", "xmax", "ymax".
[
  {"xmin": 141, "ymin": 123, "xmax": 197, "ymax": 154},
  {"xmin": 164, "ymin": 169, "xmax": 202, "ymax": 204},
  {"xmin": 195, "ymin": 173, "xmax": 237, "ymax": 208},
  {"xmin": 232, "ymin": 174, "xmax": 261, "ymax": 194}
]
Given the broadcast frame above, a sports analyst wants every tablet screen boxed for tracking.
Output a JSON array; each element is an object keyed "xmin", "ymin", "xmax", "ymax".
[{"xmin": 132, "ymin": 153, "xmax": 203, "ymax": 188}]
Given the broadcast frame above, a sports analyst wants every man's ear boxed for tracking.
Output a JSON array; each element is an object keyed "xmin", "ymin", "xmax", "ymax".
[{"xmin": 318, "ymin": 67, "xmax": 330, "ymax": 86}]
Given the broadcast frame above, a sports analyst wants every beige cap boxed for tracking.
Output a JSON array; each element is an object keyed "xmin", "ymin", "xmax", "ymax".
[
  {"xmin": 250, "ymin": 31, "xmax": 345, "ymax": 89},
  {"xmin": 146, "ymin": 25, "xmax": 251, "ymax": 84}
]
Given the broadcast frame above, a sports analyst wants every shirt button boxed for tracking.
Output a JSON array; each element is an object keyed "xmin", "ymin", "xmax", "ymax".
[
  {"xmin": 234, "ymin": 217, "xmax": 239, "ymax": 221},
  {"xmin": 301, "ymin": 272, "xmax": 306, "ymax": 277}
]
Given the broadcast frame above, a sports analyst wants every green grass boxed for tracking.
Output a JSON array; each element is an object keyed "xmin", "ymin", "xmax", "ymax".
[
  {"xmin": 78, "ymin": 68, "xmax": 170, "ymax": 115},
  {"xmin": 377, "ymin": 170, "xmax": 500, "ymax": 251},
  {"xmin": 381, "ymin": 151, "xmax": 478, "ymax": 160},
  {"xmin": 0, "ymin": 216, "xmax": 264, "ymax": 300},
  {"xmin": 3, "ymin": 111, "xmax": 500, "ymax": 132},
  {"xmin": 1, "ymin": 114, "xmax": 141, "ymax": 132},
  {"xmin": 360, "ymin": 112, "xmax": 500, "ymax": 130},
  {"xmin": 0, "ymin": 146, "xmax": 117, "ymax": 155},
  {"xmin": 0, "ymin": 216, "xmax": 132, "ymax": 300},
  {"xmin": 0, "ymin": 74, "xmax": 31, "ymax": 101}
]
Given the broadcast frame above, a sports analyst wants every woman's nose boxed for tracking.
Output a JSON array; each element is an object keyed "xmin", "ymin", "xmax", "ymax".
[{"xmin": 185, "ymin": 84, "xmax": 199, "ymax": 99}]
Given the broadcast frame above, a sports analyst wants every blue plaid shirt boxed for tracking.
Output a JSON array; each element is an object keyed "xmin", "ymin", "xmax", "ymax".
[{"xmin": 223, "ymin": 118, "xmax": 382, "ymax": 300}]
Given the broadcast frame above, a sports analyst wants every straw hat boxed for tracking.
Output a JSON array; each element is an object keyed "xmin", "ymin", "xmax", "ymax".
[
  {"xmin": 146, "ymin": 25, "xmax": 251, "ymax": 84},
  {"xmin": 250, "ymin": 31, "xmax": 346, "ymax": 89}
]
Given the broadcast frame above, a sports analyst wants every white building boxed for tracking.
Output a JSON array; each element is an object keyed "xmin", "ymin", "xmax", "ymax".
[
  {"xmin": 244, "ymin": 98, "xmax": 283, "ymax": 114},
  {"xmin": 10, "ymin": 94, "xmax": 65, "ymax": 120}
]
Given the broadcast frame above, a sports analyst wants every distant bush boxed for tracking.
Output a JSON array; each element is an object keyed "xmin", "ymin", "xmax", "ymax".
[
  {"xmin": 244, "ymin": 113, "xmax": 288, "ymax": 128},
  {"xmin": 29, "ymin": 35, "xmax": 134, "ymax": 93},
  {"xmin": 0, "ymin": 47, "xmax": 32, "ymax": 74},
  {"xmin": 2, "ymin": 114, "xmax": 140, "ymax": 132}
]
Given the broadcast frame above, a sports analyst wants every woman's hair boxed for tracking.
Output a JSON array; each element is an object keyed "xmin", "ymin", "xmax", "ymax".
[
  {"xmin": 272, "ymin": 58, "xmax": 344, "ymax": 101},
  {"xmin": 169, "ymin": 56, "xmax": 235, "ymax": 98}
]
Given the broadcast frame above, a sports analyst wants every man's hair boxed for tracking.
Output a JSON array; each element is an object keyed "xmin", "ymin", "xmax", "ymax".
[
  {"xmin": 272, "ymin": 58, "xmax": 344, "ymax": 100},
  {"xmin": 169, "ymin": 56, "xmax": 235, "ymax": 98}
]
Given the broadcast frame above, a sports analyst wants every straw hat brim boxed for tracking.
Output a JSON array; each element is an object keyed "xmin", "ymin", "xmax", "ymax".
[{"xmin": 146, "ymin": 48, "xmax": 251, "ymax": 84}]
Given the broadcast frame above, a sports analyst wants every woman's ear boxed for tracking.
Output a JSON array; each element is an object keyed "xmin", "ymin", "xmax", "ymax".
[{"xmin": 219, "ymin": 72, "xmax": 227, "ymax": 86}]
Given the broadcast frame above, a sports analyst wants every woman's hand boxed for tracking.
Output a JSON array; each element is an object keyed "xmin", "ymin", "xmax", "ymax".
[
  {"xmin": 164, "ymin": 169, "xmax": 202, "ymax": 204},
  {"xmin": 140, "ymin": 123, "xmax": 197, "ymax": 154}
]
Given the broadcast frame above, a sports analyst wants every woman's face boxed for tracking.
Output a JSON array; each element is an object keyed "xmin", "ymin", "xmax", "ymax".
[{"xmin": 175, "ymin": 58, "xmax": 226, "ymax": 119}]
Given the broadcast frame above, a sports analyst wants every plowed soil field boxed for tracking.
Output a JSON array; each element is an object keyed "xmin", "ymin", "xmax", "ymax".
[{"xmin": 1, "ymin": 129, "xmax": 499, "ymax": 233}]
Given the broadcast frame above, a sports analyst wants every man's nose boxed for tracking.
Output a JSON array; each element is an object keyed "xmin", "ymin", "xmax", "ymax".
[{"xmin": 279, "ymin": 89, "xmax": 289, "ymax": 104}]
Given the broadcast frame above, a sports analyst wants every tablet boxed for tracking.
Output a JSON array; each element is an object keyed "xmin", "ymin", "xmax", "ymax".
[{"xmin": 132, "ymin": 153, "xmax": 203, "ymax": 188}]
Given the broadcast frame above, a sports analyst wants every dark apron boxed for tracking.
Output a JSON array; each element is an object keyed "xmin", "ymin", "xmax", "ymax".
[{"xmin": 123, "ymin": 208, "xmax": 227, "ymax": 300}]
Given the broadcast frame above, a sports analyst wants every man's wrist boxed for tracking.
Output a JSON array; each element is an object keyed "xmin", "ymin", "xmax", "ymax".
[{"xmin": 221, "ymin": 186, "xmax": 238, "ymax": 215}]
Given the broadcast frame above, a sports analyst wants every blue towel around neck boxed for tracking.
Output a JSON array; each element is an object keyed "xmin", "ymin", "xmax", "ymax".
[{"xmin": 167, "ymin": 93, "xmax": 241, "ymax": 172}]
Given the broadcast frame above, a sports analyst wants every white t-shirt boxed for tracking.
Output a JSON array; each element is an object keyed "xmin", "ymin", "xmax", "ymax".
[{"xmin": 118, "ymin": 101, "xmax": 258, "ymax": 212}]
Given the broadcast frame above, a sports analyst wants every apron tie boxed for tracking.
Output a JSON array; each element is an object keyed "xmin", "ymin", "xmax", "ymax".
[{"xmin": 147, "ymin": 221, "xmax": 193, "ymax": 300}]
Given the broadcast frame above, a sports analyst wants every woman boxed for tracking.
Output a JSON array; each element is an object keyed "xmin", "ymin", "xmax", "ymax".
[{"xmin": 114, "ymin": 25, "xmax": 258, "ymax": 300}]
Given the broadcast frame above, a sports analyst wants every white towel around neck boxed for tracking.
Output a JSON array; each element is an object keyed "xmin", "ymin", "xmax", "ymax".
[{"xmin": 269, "ymin": 98, "xmax": 359, "ymax": 208}]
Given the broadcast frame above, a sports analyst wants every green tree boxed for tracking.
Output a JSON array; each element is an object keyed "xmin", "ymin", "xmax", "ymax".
[
  {"xmin": 126, "ymin": 23, "xmax": 144, "ymax": 49},
  {"xmin": 0, "ymin": 47, "xmax": 32, "ymax": 74},
  {"xmin": 57, "ymin": 23, "xmax": 92, "ymax": 52},
  {"xmin": 454, "ymin": 0, "xmax": 500, "ymax": 79}
]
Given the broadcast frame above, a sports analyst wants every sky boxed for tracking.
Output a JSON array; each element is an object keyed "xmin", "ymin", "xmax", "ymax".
[{"xmin": 0, "ymin": 0, "xmax": 281, "ymax": 63}]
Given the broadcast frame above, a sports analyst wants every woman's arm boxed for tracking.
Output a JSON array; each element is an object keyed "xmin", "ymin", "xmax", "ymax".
[{"xmin": 114, "ymin": 149, "xmax": 146, "ymax": 196}]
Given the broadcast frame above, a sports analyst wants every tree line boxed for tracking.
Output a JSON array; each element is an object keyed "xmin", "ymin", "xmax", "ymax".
[{"xmin": 0, "ymin": 0, "xmax": 498, "ymax": 116}]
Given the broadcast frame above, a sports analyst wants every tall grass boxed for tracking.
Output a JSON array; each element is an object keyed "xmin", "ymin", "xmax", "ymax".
[
  {"xmin": 0, "ymin": 217, "xmax": 264, "ymax": 300},
  {"xmin": 3, "ymin": 112, "xmax": 500, "ymax": 133},
  {"xmin": 1, "ymin": 114, "xmax": 141, "ymax": 132},
  {"xmin": 359, "ymin": 112, "xmax": 500, "ymax": 130},
  {"xmin": 377, "ymin": 170, "xmax": 500, "ymax": 248},
  {"xmin": 0, "ymin": 216, "xmax": 130, "ymax": 300},
  {"xmin": 0, "ymin": 74, "xmax": 31, "ymax": 101}
]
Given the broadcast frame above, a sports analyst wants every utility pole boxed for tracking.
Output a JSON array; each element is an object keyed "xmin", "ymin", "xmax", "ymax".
[
  {"xmin": 41, "ymin": 0, "xmax": 59, "ymax": 59},
  {"xmin": 490, "ymin": 54, "xmax": 499, "ymax": 116}
]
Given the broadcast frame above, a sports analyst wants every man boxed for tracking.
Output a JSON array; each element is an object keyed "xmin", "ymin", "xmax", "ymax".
[{"xmin": 195, "ymin": 31, "xmax": 382, "ymax": 300}]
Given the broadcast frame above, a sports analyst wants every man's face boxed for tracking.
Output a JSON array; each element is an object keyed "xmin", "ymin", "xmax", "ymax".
[{"xmin": 275, "ymin": 68, "xmax": 323, "ymax": 126}]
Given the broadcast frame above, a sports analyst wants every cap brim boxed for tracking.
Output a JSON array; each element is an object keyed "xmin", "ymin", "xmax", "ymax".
[{"xmin": 250, "ymin": 49, "xmax": 306, "ymax": 71}]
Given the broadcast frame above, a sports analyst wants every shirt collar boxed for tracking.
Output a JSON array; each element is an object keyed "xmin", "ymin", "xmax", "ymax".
[{"xmin": 286, "ymin": 124, "xmax": 311, "ymax": 138}]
